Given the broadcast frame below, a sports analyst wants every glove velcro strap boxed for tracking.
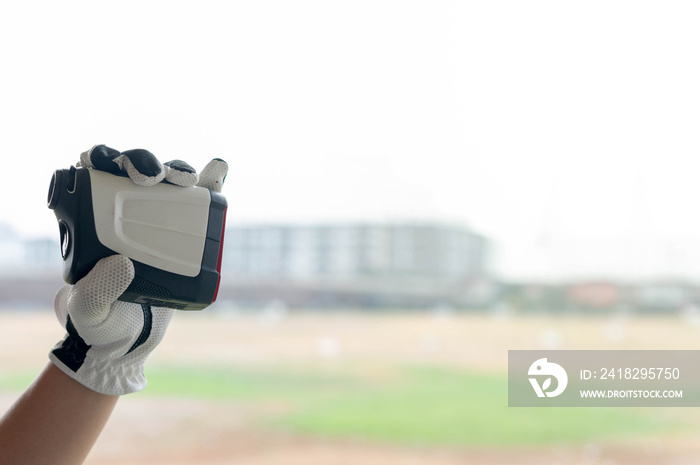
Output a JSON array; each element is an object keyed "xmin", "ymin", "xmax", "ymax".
[
  {"xmin": 49, "ymin": 307, "xmax": 154, "ymax": 396},
  {"xmin": 51, "ymin": 316, "xmax": 90, "ymax": 372}
]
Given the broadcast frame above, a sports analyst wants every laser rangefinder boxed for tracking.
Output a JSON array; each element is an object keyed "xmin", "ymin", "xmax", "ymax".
[{"xmin": 48, "ymin": 166, "xmax": 227, "ymax": 310}]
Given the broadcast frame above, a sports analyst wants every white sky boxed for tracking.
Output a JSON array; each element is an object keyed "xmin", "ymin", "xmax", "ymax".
[{"xmin": 1, "ymin": 1, "xmax": 700, "ymax": 281}]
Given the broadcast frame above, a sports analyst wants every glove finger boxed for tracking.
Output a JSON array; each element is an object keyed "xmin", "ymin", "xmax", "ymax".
[
  {"xmin": 53, "ymin": 285, "xmax": 72, "ymax": 329},
  {"xmin": 164, "ymin": 160, "xmax": 198, "ymax": 187},
  {"xmin": 69, "ymin": 255, "xmax": 135, "ymax": 325},
  {"xmin": 196, "ymin": 158, "xmax": 228, "ymax": 192},
  {"xmin": 79, "ymin": 145, "xmax": 122, "ymax": 173},
  {"xmin": 118, "ymin": 149, "xmax": 165, "ymax": 186}
]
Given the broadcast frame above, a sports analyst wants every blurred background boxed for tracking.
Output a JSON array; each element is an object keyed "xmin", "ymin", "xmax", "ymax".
[{"xmin": 2, "ymin": 1, "xmax": 700, "ymax": 463}]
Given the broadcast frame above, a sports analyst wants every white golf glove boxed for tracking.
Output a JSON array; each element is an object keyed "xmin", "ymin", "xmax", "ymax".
[
  {"xmin": 50, "ymin": 255, "xmax": 174, "ymax": 395},
  {"xmin": 49, "ymin": 145, "xmax": 228, "ymax": 395}
]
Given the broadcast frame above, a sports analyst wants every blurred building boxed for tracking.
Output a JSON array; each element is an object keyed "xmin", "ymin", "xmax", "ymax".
[
  {"xmin": 0, "ymin": 223, "xmax": 61, "ymax": 276},
  {"xmin": 219, "ymin": 222, "xmax": 493, "ymax": 308},
  {"xmin": 0, "ymin": 222, "xmax": 60, "ymax": 276},
  {"xmin": 24, "ymin": 238, "xmax": 60, "ymax": 270},
  {"xmin": 224, "ymin": 222, "xmax": 488, "ymax": 280},
  {"xmin": 0, "ymin": 222, "xmax": 61, "ymax": 308},
  {"xmin": 0, "ymin": 222, "xmax": 24, "ymax": 272}
]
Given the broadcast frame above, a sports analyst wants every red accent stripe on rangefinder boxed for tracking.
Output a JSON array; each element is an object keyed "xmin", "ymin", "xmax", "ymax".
[{"xmin": 212, "ymin": 206, "xmax": 227, "ymax": 303}]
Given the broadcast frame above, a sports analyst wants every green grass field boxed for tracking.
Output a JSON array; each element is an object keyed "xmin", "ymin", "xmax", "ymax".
[
  {"xmin": 3, "ymin": 310, "xmax": 698, "ymax": 461},
  {"xmin": 141, "ymin": 364, "xmax": 685, "ymax": 447}
]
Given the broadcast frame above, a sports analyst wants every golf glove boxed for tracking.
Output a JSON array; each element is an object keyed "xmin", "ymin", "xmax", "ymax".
[{"xmin": 49, "ymin": 145, "xmax": 228, "ymax": 395}]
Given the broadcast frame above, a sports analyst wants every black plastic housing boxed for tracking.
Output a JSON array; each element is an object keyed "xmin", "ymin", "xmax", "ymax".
[{"xmin": 48, "ymin": 167, "xmax": 227, "ymax": 310}]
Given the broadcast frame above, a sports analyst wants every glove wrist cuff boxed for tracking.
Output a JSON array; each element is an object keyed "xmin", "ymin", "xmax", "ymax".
[{"xmin": 49, "ymin": 351, "xmax": 146, "ymax": 396}]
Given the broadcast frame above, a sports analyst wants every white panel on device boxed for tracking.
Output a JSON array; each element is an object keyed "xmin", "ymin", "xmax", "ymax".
[{"xmin": 89, "ymin": 169, "xmax": 211, "ymax": 277}]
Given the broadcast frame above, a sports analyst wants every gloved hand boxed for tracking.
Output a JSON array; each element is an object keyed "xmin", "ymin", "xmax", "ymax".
[
  {"xmin": 49, "ymin": 145, "xmax": 228, "ymax": 395},
  {"xmin": 77, "ymin": 144, "xmax": 228, "ymax": 190}
]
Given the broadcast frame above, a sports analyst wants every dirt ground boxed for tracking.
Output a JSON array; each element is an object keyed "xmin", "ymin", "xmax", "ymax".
[{"xmin": 3, "ymin": 309, "xmax": 700, "ymax": 464}]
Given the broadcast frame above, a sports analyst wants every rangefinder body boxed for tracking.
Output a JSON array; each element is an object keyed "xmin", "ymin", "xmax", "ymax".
[{"xmin": 48, "ymin": 166, "xmax": 227, "ymax": 310}]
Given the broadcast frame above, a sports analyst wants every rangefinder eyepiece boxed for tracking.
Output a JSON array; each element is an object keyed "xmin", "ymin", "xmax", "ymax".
[
  {"xmin": 48, "ymin": 170, "xmax": 61, "ymax": 210},
  {"xmin": 48, "ymin": 166, "xmax": 227, "ymax": 310}
]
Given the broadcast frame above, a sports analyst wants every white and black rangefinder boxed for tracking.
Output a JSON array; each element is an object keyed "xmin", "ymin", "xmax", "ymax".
[{"xmin": 48, "ymin": 166, "xmax": 227, "ymax": 310}]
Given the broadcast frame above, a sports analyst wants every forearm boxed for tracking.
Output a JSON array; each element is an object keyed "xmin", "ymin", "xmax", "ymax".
[{"xmin": 0, "ymin": 363, "xmax": 118, "ymax": 465}]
